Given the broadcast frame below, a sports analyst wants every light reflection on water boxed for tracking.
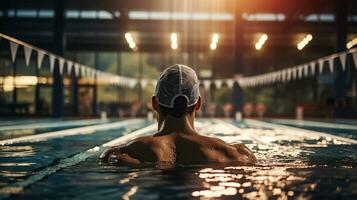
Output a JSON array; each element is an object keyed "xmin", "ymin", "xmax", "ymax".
[
  {"xmin": 0, "ymin": 145, "xmax": 35, "ymax": 158},
  {"xmin": 0, "ymin": 129, "xmax": 35, "ymax": 140},
  {"xmin": 119, "ymin": 172, "xmax": 138, "ymax": 184},
  {"xmin": 0, "ymin": 171, "xmax": 29, "ymax": 178},
  {"xmin": 191, "ymin": 166, "xmax": 299, "ymax": 199},
  {"xmin": 0, "ymin": 120, "xmax": 356, "ymax": 200},
  {"xmin": 122, "ymin": 186, "xmax": 139, "ymax": 200},
  {"xmin": 0, "ymin": 163, "xmax": 35, "ymax": 167}
]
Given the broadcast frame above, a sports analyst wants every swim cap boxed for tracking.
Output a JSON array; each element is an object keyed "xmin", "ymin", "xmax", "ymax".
[{"xmin": 154, "ymin": 64, "xmax": 200, "ymax": 108}]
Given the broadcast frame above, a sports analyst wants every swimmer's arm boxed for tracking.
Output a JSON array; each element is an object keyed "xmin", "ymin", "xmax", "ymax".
[
  {"xmin": 99, "ymin": 138, "xmax": 156, "ymax": 165},
  {"xmin": 99, "ymin": 145, "xmax": 141, "ymax": 165},
  {"xmin": 232, "ymin": 143, "xmax": 257, "ymax": 164}
]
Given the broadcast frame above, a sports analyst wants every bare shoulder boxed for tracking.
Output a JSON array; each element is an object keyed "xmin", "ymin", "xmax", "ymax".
[
  {"xmin": 185, "ymin": 133, "xmax": 231, "ymax": 149},
  {"xmin": 184, "ymin": 133, "xmax": 257, "ymax": 164},
  {"xmin": 99, "ymin": 136, "xmax": 156, "ymax": 164}
]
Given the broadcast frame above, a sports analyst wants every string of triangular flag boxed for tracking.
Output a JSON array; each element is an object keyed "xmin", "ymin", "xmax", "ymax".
[
  {"xmin": 238, "ymin": 47, "xmax": 357, "ymax": 88},
  {"xmin": 0, "ymin": 33, "xmax": 151, "ymax": 88},
  {"xmin": 2, "ymin": 32, "xmax": 357, "ymax": 90}
]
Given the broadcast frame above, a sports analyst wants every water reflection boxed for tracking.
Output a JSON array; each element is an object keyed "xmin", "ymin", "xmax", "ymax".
[
  {"xmin": 0, "ymin": 119, "xmax": 355, "ymax": 199},
  {"xmin": 122, "ymin": 186, "xmax": 139, "ymax": 200},
  {"xmin": 0, "ymin": 162, "xmax": 35, "ymax": 167},
  {"xmin": 0, "ymin": 171, "xmax": 28, "ymax": 177},
  {"xmin": 0, "ymin": 129, "xmax": 35, "ymax": 140},
  {"xmin": 0, "ymin": 145, "xmax": 34, "ymax": 157},
  {"xmin": 118, "ymin": 171, "xmax": 139, "ymax": 199},
  {"xmin": 119, "ymin": 172, "xmax": 138, "ymax": 184},
  {"xmin": 192, "ymin": 166, "xmax": 311, "ymax": 199}
]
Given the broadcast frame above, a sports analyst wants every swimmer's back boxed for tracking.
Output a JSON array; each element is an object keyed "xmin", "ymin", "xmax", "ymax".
[{"xmin": 100, "ymin": 132, "xmax": 257, "ymax": 165}]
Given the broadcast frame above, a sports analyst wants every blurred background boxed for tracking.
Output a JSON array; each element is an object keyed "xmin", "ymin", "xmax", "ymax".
[{"xmin": 0, "ymin": 0, "xmax": 356, "ymax": 119}]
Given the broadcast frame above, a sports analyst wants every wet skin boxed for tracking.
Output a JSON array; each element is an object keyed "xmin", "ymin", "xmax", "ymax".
[{"xmin": 99, "ymin": 97, "xmax": 257, "ymax": 166}]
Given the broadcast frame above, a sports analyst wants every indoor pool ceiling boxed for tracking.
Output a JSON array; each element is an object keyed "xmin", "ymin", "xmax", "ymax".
[{"xmin": 2, "ymin": 0, "xmax": 357, "ymax": 52}]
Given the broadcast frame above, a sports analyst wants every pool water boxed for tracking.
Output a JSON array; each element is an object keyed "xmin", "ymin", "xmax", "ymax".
[
  {"xmin": 0, "ymin": 119, "xmax": 109, "ymax": 140},
  {"xmin": 0, "ymin": 118, "xmax": 356, "ymax": 200},
  {"xmin": 268, "ymin": 119, "xmax": 357, "ymax": 140}
]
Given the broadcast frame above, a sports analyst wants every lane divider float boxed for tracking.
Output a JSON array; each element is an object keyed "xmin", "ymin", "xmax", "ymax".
[{"xmin": 0, "ymin": 119, "xmax": 145, "ymax": 146}]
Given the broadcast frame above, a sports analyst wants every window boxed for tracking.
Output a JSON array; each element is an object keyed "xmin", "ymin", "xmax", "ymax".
[
  {"xmin": 16, "ymin": 9, "xmax": 37, "ymax": 18},
  {"xmin": 81, "ymin": 10, "xmax": 97, "ymax": 19},
  {"xmin": 7, "ymin": 10, "xmax": 16, "ymax": 17},
  {"xmin": 66, "ymin": 10, "xmax": 80, "ymax": 18},
  {"xmin": 38, "ymin": 10, "xmax": 54, "ymax": 18},
  {"xmin": 66, "ymin": 10, "xmax": 116, "ymax": 19},
  {"xmin": 242, "ymin": 13, "xmax": 285, "ymax": 21},
  {"xmin": 304, "ymin": 14, "xmax": 334, "ymax": 22},
  {"xmin": 129, "ymin": 11, "xmax": 233, "ymax": 21},
  {"xmin": 98, "ymin": 11, "xmax": 113, "ymax": 19}
]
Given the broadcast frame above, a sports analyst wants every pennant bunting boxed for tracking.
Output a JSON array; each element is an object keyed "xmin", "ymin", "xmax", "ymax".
[
  {"xmin": 287, "ymin": 69, "xmax": 292, "ymax": 81},
  {"xmin": 89, "ymin": 68, "xmax": 94, "ymax": 78},
  {"xmin": 226, "ymin": 79, "xmax": 234, "ymax": 88},
  {"xmin": 298, "ymin": 66, "xmax": 303, "ymax": 79},
  {"xmin": 9, "ymin": 41, "xmax": 19, "ymax": 63},
  {"xmin": 129, "ymin": 79, "xmax": 137, "ymax": 88},
  {"xmin": 328, "ymin": 58, "xmax": 334, "ymax": 73},
  {"xmin": 140, "ymin": 80, "xmax": 148, "ymax": 88},
  {"xmin": 292, "ymin": 67, "xmax": 296, "ymax": 80},
  {"xmin": 67, "ymin": 60, "xmax": 73, "ymax": 75},
  {"xmin": 37, "ymin": 50, "xmax": 45, "ymax": 69},
  {"xmin": 81, "ymin": 66, "xmax": 86, "ymax": 77},
  {"xmin": 215, "ymin": 80, "xmax": 223, "ymax": 89},
  {"xmin": 85, "ymin": 67, "xmax": 89, "ymax": 77},
  {"xmin": 338, "ymin": 53, "xmax": 347, "ymax": 71},
  {"xmin": 88, "ymin": 67, "xmax": 92, "ymax": 77},
  {"xmin": 49, "ymin": 54, "xmax": 56, "ymax": 73},
  {"xmin": 303, "ymin": 64, "xmax": 309, "ymax": 77},
  {"xmin": 58, "ymin": 57, "xmax": 65, "ymax": 75},
  {"xmin": 23, "ymin": 46, "xmax": 33, "ymax": 67},
  {"xmin": 318, "ymin": 59, "xmax": 324, "ymax": 73},
  {"xmin": 74, "ymin": 63, "xmax": 80, "ymax": 76},
  {"xmin": 203, "ymin": 80, "xmax": 211, "ymax": 90},
  {"xmin": 281, "ymin": 70, "xmax": 286, "ymax": 82},
  {"xmin": 89, "ymin": 68, "xmax": 93, "ymax": 78},
  {"xmin": 272, "ymin": 73, "xmax": 277, "ymax": 83}
]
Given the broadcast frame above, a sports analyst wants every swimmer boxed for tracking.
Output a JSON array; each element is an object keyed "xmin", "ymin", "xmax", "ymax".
[{"xmin": 100, "ymin": 64, "xmax": 257, "ymax": 165}]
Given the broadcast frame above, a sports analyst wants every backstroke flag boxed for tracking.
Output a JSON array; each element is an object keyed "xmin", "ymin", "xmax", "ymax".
[
  {"xmin": 24, "ymin": 46, "xmax": 33, "ymax": 67},
  {"xmin": 49, "ymin": 54, "xmax": 56, "ymax": 73},
  {"xmin": 37, "ymin": 50, "xmax": 45, "ymax": 69},
  {"xmin": 339, "ymin": 53, "xmax": 347, "ymax": 71},
  {"xmin": 9, "ymin": 41, "xmax": 19, "ymax": 63}
]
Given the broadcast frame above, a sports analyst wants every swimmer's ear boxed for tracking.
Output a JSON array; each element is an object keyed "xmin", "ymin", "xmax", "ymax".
[
  {"xmin": 152, "ymin": 96, "xmax": 159, "ymax": 111},
  {"xmin": 194, "ymin": 96, "xmax": 201, "ymax": 111}
]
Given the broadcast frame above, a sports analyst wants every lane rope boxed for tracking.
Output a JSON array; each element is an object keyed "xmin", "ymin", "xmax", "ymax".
[
  {"xmin": 0, "ymin": 119, "xmax": 108, "ymax": 132},
  {"xmin": 0, "ymin": 119, "xmax": 145, "ymax": 146},
  {"xmin": 0, "ymin": 119, "xmax": 55, "ymax": 126},
  {"xmin": 269, "ymin": 119, "xmax": 357, "ymax": 131},
  {"xmin": 245, "ymin": 119, "xmax": 357, "ymax": 144}
]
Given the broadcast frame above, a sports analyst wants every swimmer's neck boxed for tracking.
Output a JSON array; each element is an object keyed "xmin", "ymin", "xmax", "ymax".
[{"xmin": 156, "ymin": 114, "xmax": 196, "ymax": 135}]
